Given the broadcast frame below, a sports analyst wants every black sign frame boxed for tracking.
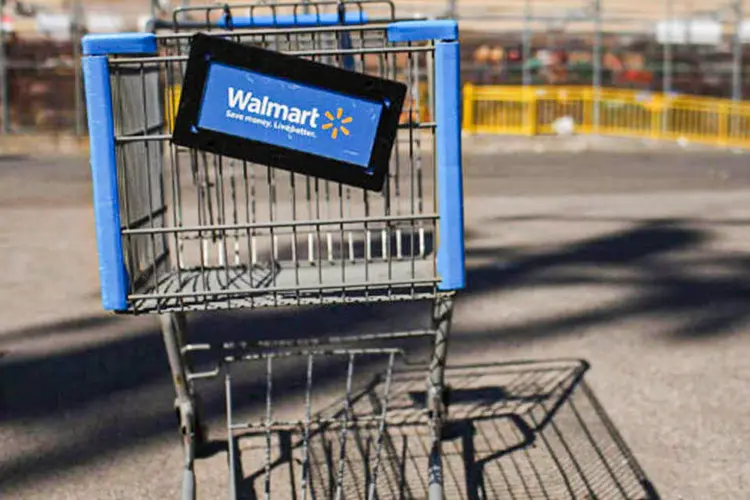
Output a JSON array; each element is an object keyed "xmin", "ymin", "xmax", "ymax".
[{"xmin": 171, "ymin": 33, "xmax": 407, "ymax": 192}]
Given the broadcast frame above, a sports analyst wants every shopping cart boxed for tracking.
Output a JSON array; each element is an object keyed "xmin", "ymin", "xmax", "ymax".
[{"xmin": 81, "ymin": 3, "xmax": 464, "ymax": 498}]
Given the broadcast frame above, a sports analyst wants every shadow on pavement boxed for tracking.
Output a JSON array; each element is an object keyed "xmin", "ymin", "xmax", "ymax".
[
  {"xmin": 4, "ymin": 216, "xmax": 744, "ymax": 495},
  {"xmin": 232, "ymin": 360, "xmax": 661, "ymax": 500}
]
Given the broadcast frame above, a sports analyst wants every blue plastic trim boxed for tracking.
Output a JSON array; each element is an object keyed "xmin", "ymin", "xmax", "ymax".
[
  {"xmin": 219, "ymin": 12, "xmax": 368, "ymax": 28},
  {"xmin": 386, "ymin": 20, "xmax": 458, "ymax": 43},
  {"xmin": 82, "ymin": 33, "xmax": 157, "ymax": 56},
  {"xmin": 82, "ymin": 56, "xmax": 129, "ymax": 311},
  {"xmin": 435, "ymin": 41, "xmax": 465, "ymax": 291}
]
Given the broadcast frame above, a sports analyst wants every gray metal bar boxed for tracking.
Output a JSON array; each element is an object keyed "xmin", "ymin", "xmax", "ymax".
[
  {"xmin": 122, "ymin": 213, "xmax": 439, "ymax": 234},
  {"xmin": 159, "ymin": 313, "xmax": 198, "ymax": 500},
  {"xmin": 662, "ymin": 0, "xmax": 674, "ymax": 133},
  {"xmin": 427, "ymin": 294, "xmax": 454, "ymax": 500},
  {"xmin": 333, "ymin": 353, "xmax": 356, "ymax": 500},
  {"xmin": 130, "ymin": 277, "xmax": 440, "ymax": 302},
  {"xmin": 113, "ymin": 45, "xmax": 433, "ymax": 65},
  {"xmin": 229, "ymin": 347, "xmax": 404, "ymax": 362},
  {"xmin": 226, "ymin": 370, "xmax": 238, "ymax": 500},
  {"xmin": 367, "ymin": 351, "xmax": 396, "ymax": 500},
  {"xmin": 116, "ymin": 134, "xmax": 174, "ymax": 142},
  {"xmin": 72, "ymin": 4, "xmax": 84, "ymax": 136},
  {"xmin": 160, "ymin": 312, "xmax": 194, "ymax": 407},
  {"xmin": 663, "ymin": 0, "xmax": 673, "ymax": 94},
  {"xmin": 732, "ymin": 0, "xmax": 743, "ymax": 102},
  {"xmin": 299, "ymin": 354, "xmax": 314, "ymax": 500},
  {"xmin": 115, "ymin": 121, "xmax": 435, "ymax": 143},
  {"xmin": 254, "ymin": 329, "xmax": 435, "ymax": 347},
  {"xmin": 264, "ymin": 356, "xmax": 273, "ymax": 499},
  {"xmin": 522, "ymin": 0, "xmax": 531, "ymax": 87},
  {"xmin": 592, "ymin": 0, "xmax": 602, "ymax": 132},
  {"xmin": 446, "ymin": 0, "xmax": 456, "ymax": 18},
  {"xmin": 229, "ymin": 415, "xmax": 394, "ymax": 431},
  {"xmin": 0, "ymin": 0, "xmax": 8, "ymax": 134},
  {"xmin": 154, "ymin": 23, "xmax": 393, "ymax": 40}
]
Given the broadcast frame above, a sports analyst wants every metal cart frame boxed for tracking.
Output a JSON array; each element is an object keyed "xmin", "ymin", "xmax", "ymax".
[{"xmin": 82, "ymin": 5, "xmax": 464, "ymax": 498}]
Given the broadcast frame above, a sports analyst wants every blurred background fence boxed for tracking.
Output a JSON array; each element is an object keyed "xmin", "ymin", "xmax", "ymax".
[
  {"xmin": 454, "ymin": 0, "xmax": 748, "ymax": 99},
  {"xmin": 463, "ymin": 84, "xmax": 750, "ymax": 147},
  {"xmin": 0, "ymin": 0, "xmax": 146, "ymax": 135},
  {"xmin": 0, "ymin": 0, "xmax": 748, "ymax": 145}
]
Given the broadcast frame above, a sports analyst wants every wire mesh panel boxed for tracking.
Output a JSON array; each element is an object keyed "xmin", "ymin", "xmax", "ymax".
[
  {"xmin": 222, "ymin": 346, "xmax": 402, "ymax": 499},
  {"xmin": 354, "ymin": 361, "xmax": 659, "ymax": 500},
  {"xmin": 106, "ymin": 22, "xmax": 441, "ymax": 314},
  {"xmin": 218, "ymin": 358, "xmax": 660, "ymax": 500}
]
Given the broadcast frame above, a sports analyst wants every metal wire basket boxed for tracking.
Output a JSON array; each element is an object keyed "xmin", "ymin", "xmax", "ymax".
[{"xmin": 82, "ymin": 4, "xmax": 463, "ymax": 498}]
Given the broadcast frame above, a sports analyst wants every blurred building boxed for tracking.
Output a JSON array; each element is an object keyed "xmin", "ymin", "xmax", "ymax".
[{"xmin": 0, "ymin": 0, "xmax": 746, "ymax": 132}]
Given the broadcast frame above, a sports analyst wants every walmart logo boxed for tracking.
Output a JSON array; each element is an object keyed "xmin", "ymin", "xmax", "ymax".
[
  {"xmin": 226, "ymin": 86, "xmax": 356, "ymax": 141},
  {"xmin": 321, "ymin": 108, "xmax": 353, "ymax": 139}
]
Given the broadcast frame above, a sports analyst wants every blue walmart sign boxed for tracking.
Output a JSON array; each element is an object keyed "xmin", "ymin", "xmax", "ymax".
[{"xmin": 197, "ymin": 63, "xmax": 383, "ymax": 168}]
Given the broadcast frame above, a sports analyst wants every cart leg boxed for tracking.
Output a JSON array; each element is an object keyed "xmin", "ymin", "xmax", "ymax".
[
  {"xmin": 225, "ymin": 370, "xmax": 239, "ymax": 500},
  {"xmin": 160, "ymin": 312, "xmax": 200, "ymax": 500},
  {"xmin": 427, "ymin": 294, "xmax": 454, "ymax": 500}
]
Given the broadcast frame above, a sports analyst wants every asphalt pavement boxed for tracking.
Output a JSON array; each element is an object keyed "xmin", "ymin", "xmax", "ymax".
[{"xmin": 1, "ymin": 138, "xmax": 749, "ymax": 499}]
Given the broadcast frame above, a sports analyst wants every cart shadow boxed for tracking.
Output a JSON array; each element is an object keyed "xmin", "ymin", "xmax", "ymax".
[
  {"xmin": 2, "ymin": 217, "xmax": 741, "ymax": 495},
  {"xmin": 0, "ymin": 219, "xmax": 724, "ymax": 421},
  {"xmin": 232, "ymin": 360, "xmax": 660, "ymax": 500}
]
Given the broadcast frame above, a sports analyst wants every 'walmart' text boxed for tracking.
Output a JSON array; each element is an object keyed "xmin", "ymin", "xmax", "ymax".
[{"xmin": 228, "ymin": 87, "xmax": 321, "ymax": 128}]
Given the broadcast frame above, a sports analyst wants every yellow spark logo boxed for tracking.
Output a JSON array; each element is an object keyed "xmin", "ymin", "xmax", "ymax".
[{"xmin": 321, "ymin": 108, "xmax": 352, "ymax": 139}]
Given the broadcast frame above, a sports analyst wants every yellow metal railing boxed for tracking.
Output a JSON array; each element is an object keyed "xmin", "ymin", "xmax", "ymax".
[
  {"xmin": 165, "ymin": 82, "xmax": 750, "ymax": 149},
  {"xmin": 463, "ymin": 84, "xmax": 750, "ymax": 148}
]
